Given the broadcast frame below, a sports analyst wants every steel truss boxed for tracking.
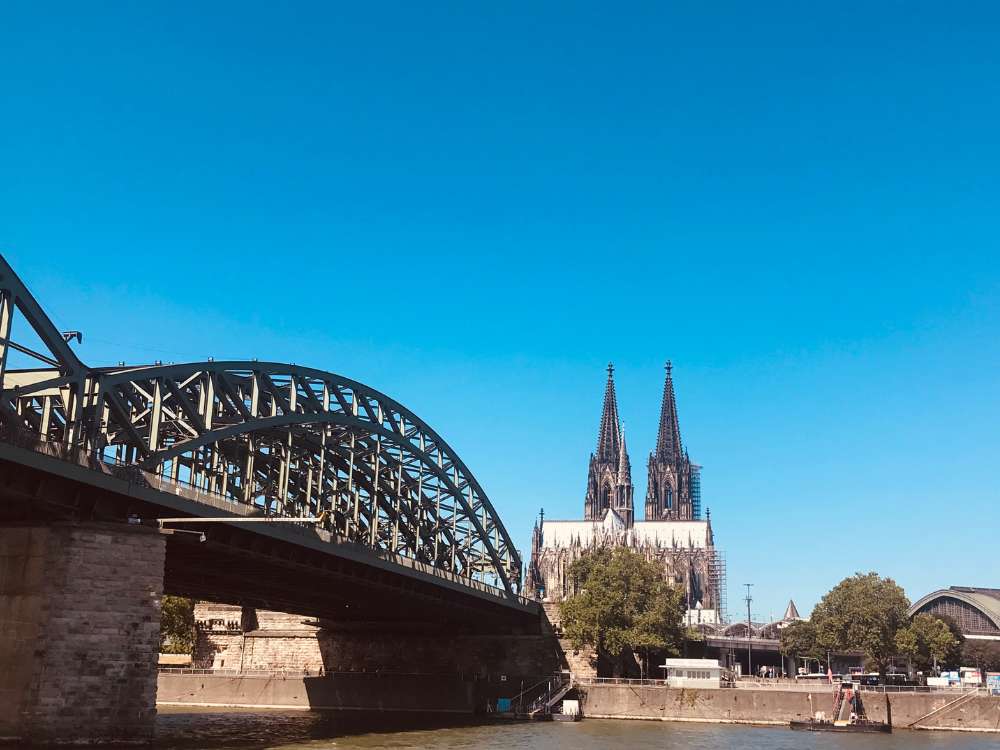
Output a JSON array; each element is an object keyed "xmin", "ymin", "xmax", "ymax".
[{"xmin": 0, "ymin": 256, "xmax": 522, "ymax": 595}]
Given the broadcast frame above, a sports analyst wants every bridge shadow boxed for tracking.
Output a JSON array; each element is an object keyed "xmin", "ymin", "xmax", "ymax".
[
  {"xmin": 296, "ymin": 618, "xmax": 567, "ymax": 715},
  {"xmin": 301, "ymin": 671, "xmax": 479, "ymax": 714},
  {"xmin": 152, "ymin": 706, "xmax": 488, "ymax": 749}
]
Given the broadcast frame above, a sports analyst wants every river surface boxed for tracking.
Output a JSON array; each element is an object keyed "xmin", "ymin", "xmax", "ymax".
[{"xmin": 154, "ymin": 707, "xmax": 998, "ymax": 749}]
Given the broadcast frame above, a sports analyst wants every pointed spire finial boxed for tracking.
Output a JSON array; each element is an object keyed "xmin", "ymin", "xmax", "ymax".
[
  {"xmin": 617, "ymin": 421, "xmax": 631, "ymax": 483},
  {"xmin": 595, "ymin": 362, "xmax": 622, "ymax": 461},
  {"xmin": 655, "ymin": 359, "xmax": 683, "ymax": 460}
]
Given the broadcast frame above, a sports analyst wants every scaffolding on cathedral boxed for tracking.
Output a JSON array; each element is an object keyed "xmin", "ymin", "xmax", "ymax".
[
  {"xmin": 709, "ymin": 548, "xmax": 728, "ymax": 625},
  {"xmin": 690, "ymin": 463, "xmax": 703, "ymax": 520}
]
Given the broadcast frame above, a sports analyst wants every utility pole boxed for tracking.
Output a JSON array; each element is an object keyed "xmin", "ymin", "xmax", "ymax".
[{"xmin": 744, "ymin": 583, "xmax": 754, "ymax": 679}]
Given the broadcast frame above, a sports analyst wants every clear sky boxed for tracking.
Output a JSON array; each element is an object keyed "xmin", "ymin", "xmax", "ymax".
[{"xmin": 3, "ymin": 2, "xmax": 998, "ymax": 620}]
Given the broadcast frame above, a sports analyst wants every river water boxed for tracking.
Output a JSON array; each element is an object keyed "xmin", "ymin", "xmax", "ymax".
[{"xmin": 154, "ymin": 708, "xmax": 998, "ymax": 749}]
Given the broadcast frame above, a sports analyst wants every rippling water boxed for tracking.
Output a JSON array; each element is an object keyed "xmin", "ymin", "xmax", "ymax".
[{"xmin": 154, "ymin": 707, "xmax": 998, "ymax": 749}]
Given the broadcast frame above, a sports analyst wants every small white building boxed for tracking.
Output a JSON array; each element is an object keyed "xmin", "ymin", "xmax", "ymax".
[{"xmin": 660, "ymin": 658, "xmax": 722, "ymax": 688}]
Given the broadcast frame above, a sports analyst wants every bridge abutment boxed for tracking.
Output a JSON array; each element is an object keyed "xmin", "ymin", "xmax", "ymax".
[
  {"xmin": 0, "ymin": 522, "xmax": 165, "ymax": 744},
  {"xmin": 192, "ymin": 603, "xmax": 564, "ymax": 678}
]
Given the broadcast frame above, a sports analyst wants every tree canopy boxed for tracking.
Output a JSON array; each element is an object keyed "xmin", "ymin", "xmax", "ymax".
[
  {"xmin": 894, "ymin": 613, "xmax": 962, "ymax": 672},
  {"xmin": 559, "ymin": 547, "xmax": 685, "ymax": 674},
  {"xmin": 779, "ymin": 619, "xmax": 822, "ymax": 663},
  {"xmin": 811, "ymin": 572, "xmax": 910, "ymax": 674},
  {"xmin": 160, "ymin": 596, "xmax": 195, "ymax": 654}
]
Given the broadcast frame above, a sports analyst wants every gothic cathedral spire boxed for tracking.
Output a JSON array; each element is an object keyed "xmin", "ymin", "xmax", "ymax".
[
  {"xmin": 655, "ymin": 360, "xmax": 683, "ymax": 463},
  {"xmin": 584, "ymin": 363, "xmax": 633, "ymax": 525},
  {"xmin": 595, "ymin": 363, "xmax": 622, "ymax": 461},
  {"xmin": 646, "ymin": 361, "xmax": 694, "ymax": 520}
]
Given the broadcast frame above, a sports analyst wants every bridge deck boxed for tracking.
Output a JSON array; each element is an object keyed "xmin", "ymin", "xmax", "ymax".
[{"xmin": 0, "ymin": 440, "xmax": 539, "ymax": 629}]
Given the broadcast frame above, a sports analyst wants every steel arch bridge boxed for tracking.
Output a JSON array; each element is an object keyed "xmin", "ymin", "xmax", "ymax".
[{"xmin": 0, "ymin": 256, "xmax": 522, "ymax": 596}]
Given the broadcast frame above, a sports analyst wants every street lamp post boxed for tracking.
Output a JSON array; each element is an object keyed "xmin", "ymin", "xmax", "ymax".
[{"xmin": 744, "ymin": 583, "xmax": 753, "ymax": 679}]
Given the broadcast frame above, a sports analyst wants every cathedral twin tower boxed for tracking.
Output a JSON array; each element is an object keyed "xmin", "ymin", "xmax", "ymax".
[
  {"xmin": 583, "ymin": 362, "xmax": 699, "ymax": 527},
  {"xmin": 527, "ymin": 360, "xmax": 719, "ymax": 610}
]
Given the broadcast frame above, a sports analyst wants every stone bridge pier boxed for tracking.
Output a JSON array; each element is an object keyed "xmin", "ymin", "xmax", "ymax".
[{"xmin": 0, "ymin": 522, "xmax": 165, "ymax": 745}]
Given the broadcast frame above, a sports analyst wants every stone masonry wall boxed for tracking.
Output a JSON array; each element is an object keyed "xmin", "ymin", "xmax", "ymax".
[
  {"xmin": 314, "ymin": 629, "xmax": 561, "ymax": 676},
  {"xmin": 244, "ymin": 633, "xmax": 324, "ymax": 672},
  {"xmin": 540, "ymin": 602, "xmax": 597, "ymax": 678},
  {"xmin": 255, "ymin": 610, "xmax": 318, "ymax": 630},
  {"xmin": 193, "ymin": 603, "xmax": 326, "ymax": 671},
  {"xmin": 192, "ymin": 602, "xmax": 246, "ymax": 669},
  {"xmin": 192, "ymin": 602, "xmax": 564, "ymax": 678},
  {"xmin": 0, "ymin": 523, "xmax": 165, "ymax": 744},
  {"xmin": 224, "ymin": 627, "xmax": 562, "ymax": 676},
  {"xmin": 0, "ymin": 526, "xmax": 47, "ymax": 737},
  {"xmin": 192, "ymin": 629, "xmax": 244, "ymax": 670}
]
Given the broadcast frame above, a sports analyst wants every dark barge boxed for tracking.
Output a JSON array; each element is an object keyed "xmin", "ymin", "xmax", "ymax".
[{"xmin": 789, "ymin": 680, "xmax": 892, "ymax": 733}]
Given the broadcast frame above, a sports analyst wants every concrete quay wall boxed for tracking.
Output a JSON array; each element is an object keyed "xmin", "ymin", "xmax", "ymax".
[
  {"xmin": 579, "ymin": 684, "xmax": 827, "ymax": 726},
  {"xmin": 578, "ymin": 684, "xmax": 1000, "ymax": 732},
  {"xmin": 157, "ymin": 672, "xmax": 478, "ymax": 714},
  {"xmin": 158, "ymin": 675, "xmax": 1000, "ymax": 732}
]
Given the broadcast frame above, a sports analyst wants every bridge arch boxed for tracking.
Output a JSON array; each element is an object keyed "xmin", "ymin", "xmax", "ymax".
[{"xmin": 0, "ymin": 258, "xmax": 522, "ymax": 596}]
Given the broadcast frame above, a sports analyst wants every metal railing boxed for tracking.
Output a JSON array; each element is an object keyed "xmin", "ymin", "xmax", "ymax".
[
  {"xmin": 491, "ymin": 673, "xmax": 570, "ymax": 715},
  {"xmin": 571, "ymin": 677, "xmax": 995, "ymax": 695},
  {"xmin": 732, "ymin": 680, "xmax": 834, "ymax": 691},
  {"xmin": 574, "ymin": 677, "xmax": 671, "ymax": 687},
  {"xmin": 158, "ymin": 667, "xmax": 522, "ymax": 681},
  {"xmin": 858, "ymin": 684, "xmax": 994, "ymax": 695},
  {"xmin": 159, "ymin": 667, "xmax": 313, "ymax": 678},
  {"xmin": 525, "ymin": 674, "xmax": 571, "ymax": 715}
]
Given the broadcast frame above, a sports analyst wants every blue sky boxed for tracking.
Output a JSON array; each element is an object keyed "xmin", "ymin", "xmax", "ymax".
[{"xmin": 2, "ymin": 2, "xmax": 998, "ymax": 619}]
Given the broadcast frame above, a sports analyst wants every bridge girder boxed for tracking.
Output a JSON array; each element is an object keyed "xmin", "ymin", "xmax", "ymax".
[{"xmin": 0, "ymin": 256, "xmax": 522, "ymax": 596}]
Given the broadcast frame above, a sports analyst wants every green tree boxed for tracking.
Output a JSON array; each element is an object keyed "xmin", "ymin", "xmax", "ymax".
[
  {"xmin": 895, "ymin": 613, "xmax": 961, "ymax": 673},
  {"xmin": 811, "ymin": 572, "xmax": 910, "ymax": 676},
  {"xmin": 160, "ymin": 596, "xmax": 195, "ymax": 654},
  {"xmin": 933, "ymin": 615, "xmax": 967, "ymax": 668},
  {"xmin": 780, "ymin": 619, "xmax": 823, "ymax": 669},
  {"xmin": 559, "ymin": 547, "xmax": 685, "ymax": 676}
]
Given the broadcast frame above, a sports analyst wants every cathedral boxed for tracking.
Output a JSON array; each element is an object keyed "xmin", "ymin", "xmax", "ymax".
[{"xmin": 526, "ymin": 363, "xmax": 724, "ymax": 624}]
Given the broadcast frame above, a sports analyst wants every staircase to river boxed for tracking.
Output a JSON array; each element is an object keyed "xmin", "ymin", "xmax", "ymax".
[{"xmin": 908, "ymin": 689, "xmax": 982, "ymax": 729}]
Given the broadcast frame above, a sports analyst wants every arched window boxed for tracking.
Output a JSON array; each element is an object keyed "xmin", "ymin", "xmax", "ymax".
[
  {"xmin": 666, "ymin": 488, "xmax": 673, "ymax": 509},
  {"xmin": 601, "ymin": 482, "xmax": 613, "ymax": 512}
]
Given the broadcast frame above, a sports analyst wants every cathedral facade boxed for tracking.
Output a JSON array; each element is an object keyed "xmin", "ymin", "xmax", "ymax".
[{"xmin": 527, "ymin": 363, "xmax": 724, "ymax": 624}]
